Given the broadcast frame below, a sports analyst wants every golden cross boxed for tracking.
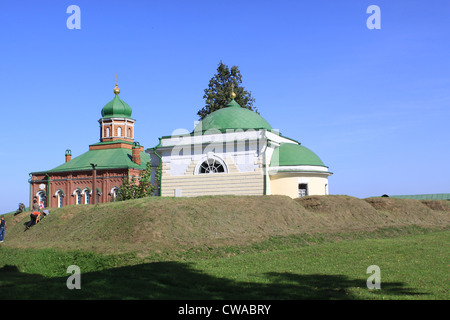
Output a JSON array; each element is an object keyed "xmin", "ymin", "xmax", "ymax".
[{"xmin": 230, "ymin": 83, "xmax": 236, "ymax": 99}]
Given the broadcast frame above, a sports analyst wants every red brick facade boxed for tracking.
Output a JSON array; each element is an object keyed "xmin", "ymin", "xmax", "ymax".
[{"xmin": 29, "ymin": 167, "xmax": 143, "ymax": 208}]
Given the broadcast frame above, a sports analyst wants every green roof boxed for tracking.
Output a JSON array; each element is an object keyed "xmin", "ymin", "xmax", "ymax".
[
  {"xmin": 389, "ymin": 194, "xmax": 450, "ymax": 200},
  {"xmin": 194, "ymin": 99, "xmax": 272, "ymax": 132},
  {"xmin": 270, "ymin": 143, "xmax": 326, "ymax": 167},
  {"xmin": 89, "ymin": 140, "xmax": 133, "ymax": 146},
  {"xmin": 101, "ymin": 94, "xmax": 133, "ymax": 119},
  {"xmin": 42, "ymin": 147, "xmax": 150, "ymax": 173}
]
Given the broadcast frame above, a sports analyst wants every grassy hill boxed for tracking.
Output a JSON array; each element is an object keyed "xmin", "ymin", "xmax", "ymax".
[
  {"xmin": 3, "ymin": 195, "xmax": 449, "ymax": 257},
  {"xmin": 1, "ymin": 195, "xmax": 449, "ymax": 300}
]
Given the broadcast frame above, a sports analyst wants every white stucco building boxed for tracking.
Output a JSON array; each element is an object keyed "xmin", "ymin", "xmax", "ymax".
[{"xmin": 148, "ymin": 94, "xmax": 332, "ymax": 198}]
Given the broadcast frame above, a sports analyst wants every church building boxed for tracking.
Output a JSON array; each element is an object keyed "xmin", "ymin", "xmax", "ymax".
[
  {"xmin": 148, "ymin": 90, "xmax": 332, "ymax": 199},
  {"xmin": 29, "ymin": 83, "xmax": 150, "ymax": 208},
  {"xmin": 30, "ymin": 82, "xmax": 332, "ymax": 209}
]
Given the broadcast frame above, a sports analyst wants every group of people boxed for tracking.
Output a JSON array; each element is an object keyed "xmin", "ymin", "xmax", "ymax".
[
  {"xmin": 0, "ymin": 197, "xmax": 51, "ymax": 243},
  {"xmin": 25, "ymin": 197, "xmax": 48, "ymax": 231}
]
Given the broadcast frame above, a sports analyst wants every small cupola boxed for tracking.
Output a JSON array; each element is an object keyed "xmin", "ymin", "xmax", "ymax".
[
  {"xmin": 65, "ymin": 149, "xmax": 72, "ymax": 162},
  {"xmin": 99, "ymin": 76, "xmax": 136, "ymax": 143},
  {"xmin": 101, "ymin": 80, "xmax": 133, "ymax": 119}
]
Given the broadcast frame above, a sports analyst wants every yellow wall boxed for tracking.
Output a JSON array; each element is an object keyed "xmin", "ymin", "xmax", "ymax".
[
  {"xmin": 269, "ymin": 173, "xmax": 329, "ymax": 198},
  {"xmin": 161, "ymin": 158, "xmax": 264, "ymax": 197},
  {"xmin": 161, "ymin": 156, "xmax": 329, "ymax": 198}
]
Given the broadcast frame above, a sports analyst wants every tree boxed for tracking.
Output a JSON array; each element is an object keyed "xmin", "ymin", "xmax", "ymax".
[
  {"xmin": 117, "ymin": 161, "xmax": 157, "ymax": 201},
  {"xmin": 117, "ymin": 174, "xmax": 137, "ymax": 201},
  {"xmin": 197, "ymin": 61, "xmax": 257, "ymax": 120},
  {"xmin": 134, "ymin": 161, "xmax": 156, "ymax": 198}
]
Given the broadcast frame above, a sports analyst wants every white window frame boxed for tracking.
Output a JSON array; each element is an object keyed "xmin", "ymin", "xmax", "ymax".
[
  {"xmin": 194, "ymin": 155, "xmax": 228, "ymax": 175},
  {"xmin": 36, "ymin": 191, "xmax": 47, "ymax": 208},
  {"xmin": 82, "ymin": 188, "xmax": 91, "ymax": 204},
  {"xmin": 110, "ymin": 187, "xmax": 119, "ymax": 201},
  {"xmin": 75, "ymin": 189, "xmax": 82, "ymax": 205},
  {"xmin": 298, "ymin": 183, "xmax": 308, "ymax": 198},
  {"xmin": 55, "ymin": 190, "xmax": 64, "ymax": 208}
]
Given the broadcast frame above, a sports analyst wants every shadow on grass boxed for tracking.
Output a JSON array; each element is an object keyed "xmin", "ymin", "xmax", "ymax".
[{"xmin": 0, "ymin": 263, "xmax": 427, "ymax": 300}]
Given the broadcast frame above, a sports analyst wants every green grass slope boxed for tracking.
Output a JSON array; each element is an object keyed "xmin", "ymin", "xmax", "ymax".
[
  {"xmin": 1, "ymin": 230, "xmax": 448, "ymax": 299},
  {"xmin": 2, "ymin": 195, "xmax": 449, "ymax": 256}
]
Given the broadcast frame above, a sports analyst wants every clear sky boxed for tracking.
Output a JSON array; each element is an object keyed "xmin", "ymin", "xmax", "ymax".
[{"xmin": 1, "ymin": 0, "xmax": 449, "ymax": 214}]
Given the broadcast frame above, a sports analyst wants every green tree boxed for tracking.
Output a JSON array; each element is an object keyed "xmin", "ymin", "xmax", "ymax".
[
  {"xmin": 117, "ymin": 161, "xmax": 157, "ymax": 201},
  {"xmin": 197, "ymin": 61, "xmax": 257, "ymax": 120},
  {"xmin": 134, "ymin": 161, "xmax": 156, "ymax": 198},
  {"xmin": 117, "ymin": 175, "xmax": 136, "ymax": 201}
]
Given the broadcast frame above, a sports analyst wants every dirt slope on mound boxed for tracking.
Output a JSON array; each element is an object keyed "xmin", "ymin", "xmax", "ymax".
[
  {"xmin": 297, "ymin": 195, "xmax": 449, "ymax": 232},
  {"xmin": 3, "ymin": 195, "xmax": 449, "ymax": 254}
]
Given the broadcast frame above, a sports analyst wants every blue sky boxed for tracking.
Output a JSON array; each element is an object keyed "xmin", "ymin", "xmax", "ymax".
[{"xmin": 1, "ymin": 0, "xmax": 449, "ymax": 213}]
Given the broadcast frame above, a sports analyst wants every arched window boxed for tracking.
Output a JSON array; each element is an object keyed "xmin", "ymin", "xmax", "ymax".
[
  {"xmin": 55, "ymin": 190, "xmax": 64, "ymax": 208},
  {"xmin": 74, "ymin": 189, "xmax": 82, "ymax": 205},
  {"xmin": 196, "ymin": 157, "xmax": 227, "ymax": 174},
  {"xmin": 106, "ymin": 127, "xmax": 110, "ymax": 137},
  {"xmin": 117, "ymin": 126, "xmax": 122, "ymax": 137},
  {"xmin": 36, "ymin": 191, "xmax": 47, "ymax": 208},
  {"xmin": 128, "ymin": 128, "xmax": 132, "ymax": 137},
  {"xmin": 110, "ymin": 187, "xmax": 119, "ymax": 202},
  {"xmin": 82, "ymin": 188, "xmax": 91, "ymax": 204}
]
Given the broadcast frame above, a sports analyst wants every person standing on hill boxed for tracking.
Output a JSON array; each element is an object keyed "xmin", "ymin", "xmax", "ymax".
[
  {"xmin": 0, "ymin": 216, "xmax": 6, "ymax": 242},
  {"xmin": 32, "ymin": 197, "xmax": 40, "ymax": 212}
]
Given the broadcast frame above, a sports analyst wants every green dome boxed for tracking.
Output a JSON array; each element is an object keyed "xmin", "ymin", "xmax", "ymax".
[
  {"xmin": 194, "ymin": 99, "xmax": 272, "ymax": 132},
  {"xmin": 101, "ymin": 95, "xmax": 133, "ymax": 119},
  {"xmin": 270, "ymin": 143, "xmax": 326, "ymax": 167}
]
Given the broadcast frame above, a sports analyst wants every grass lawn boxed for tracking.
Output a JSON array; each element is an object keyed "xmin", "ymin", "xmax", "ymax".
[
  {"xmin": 0, "ymin": 230, "xmax": 448, "ymax": 300},
  {"xmin": 192, "ymin": 231, "xmax": 449, "ymax": 300}
]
